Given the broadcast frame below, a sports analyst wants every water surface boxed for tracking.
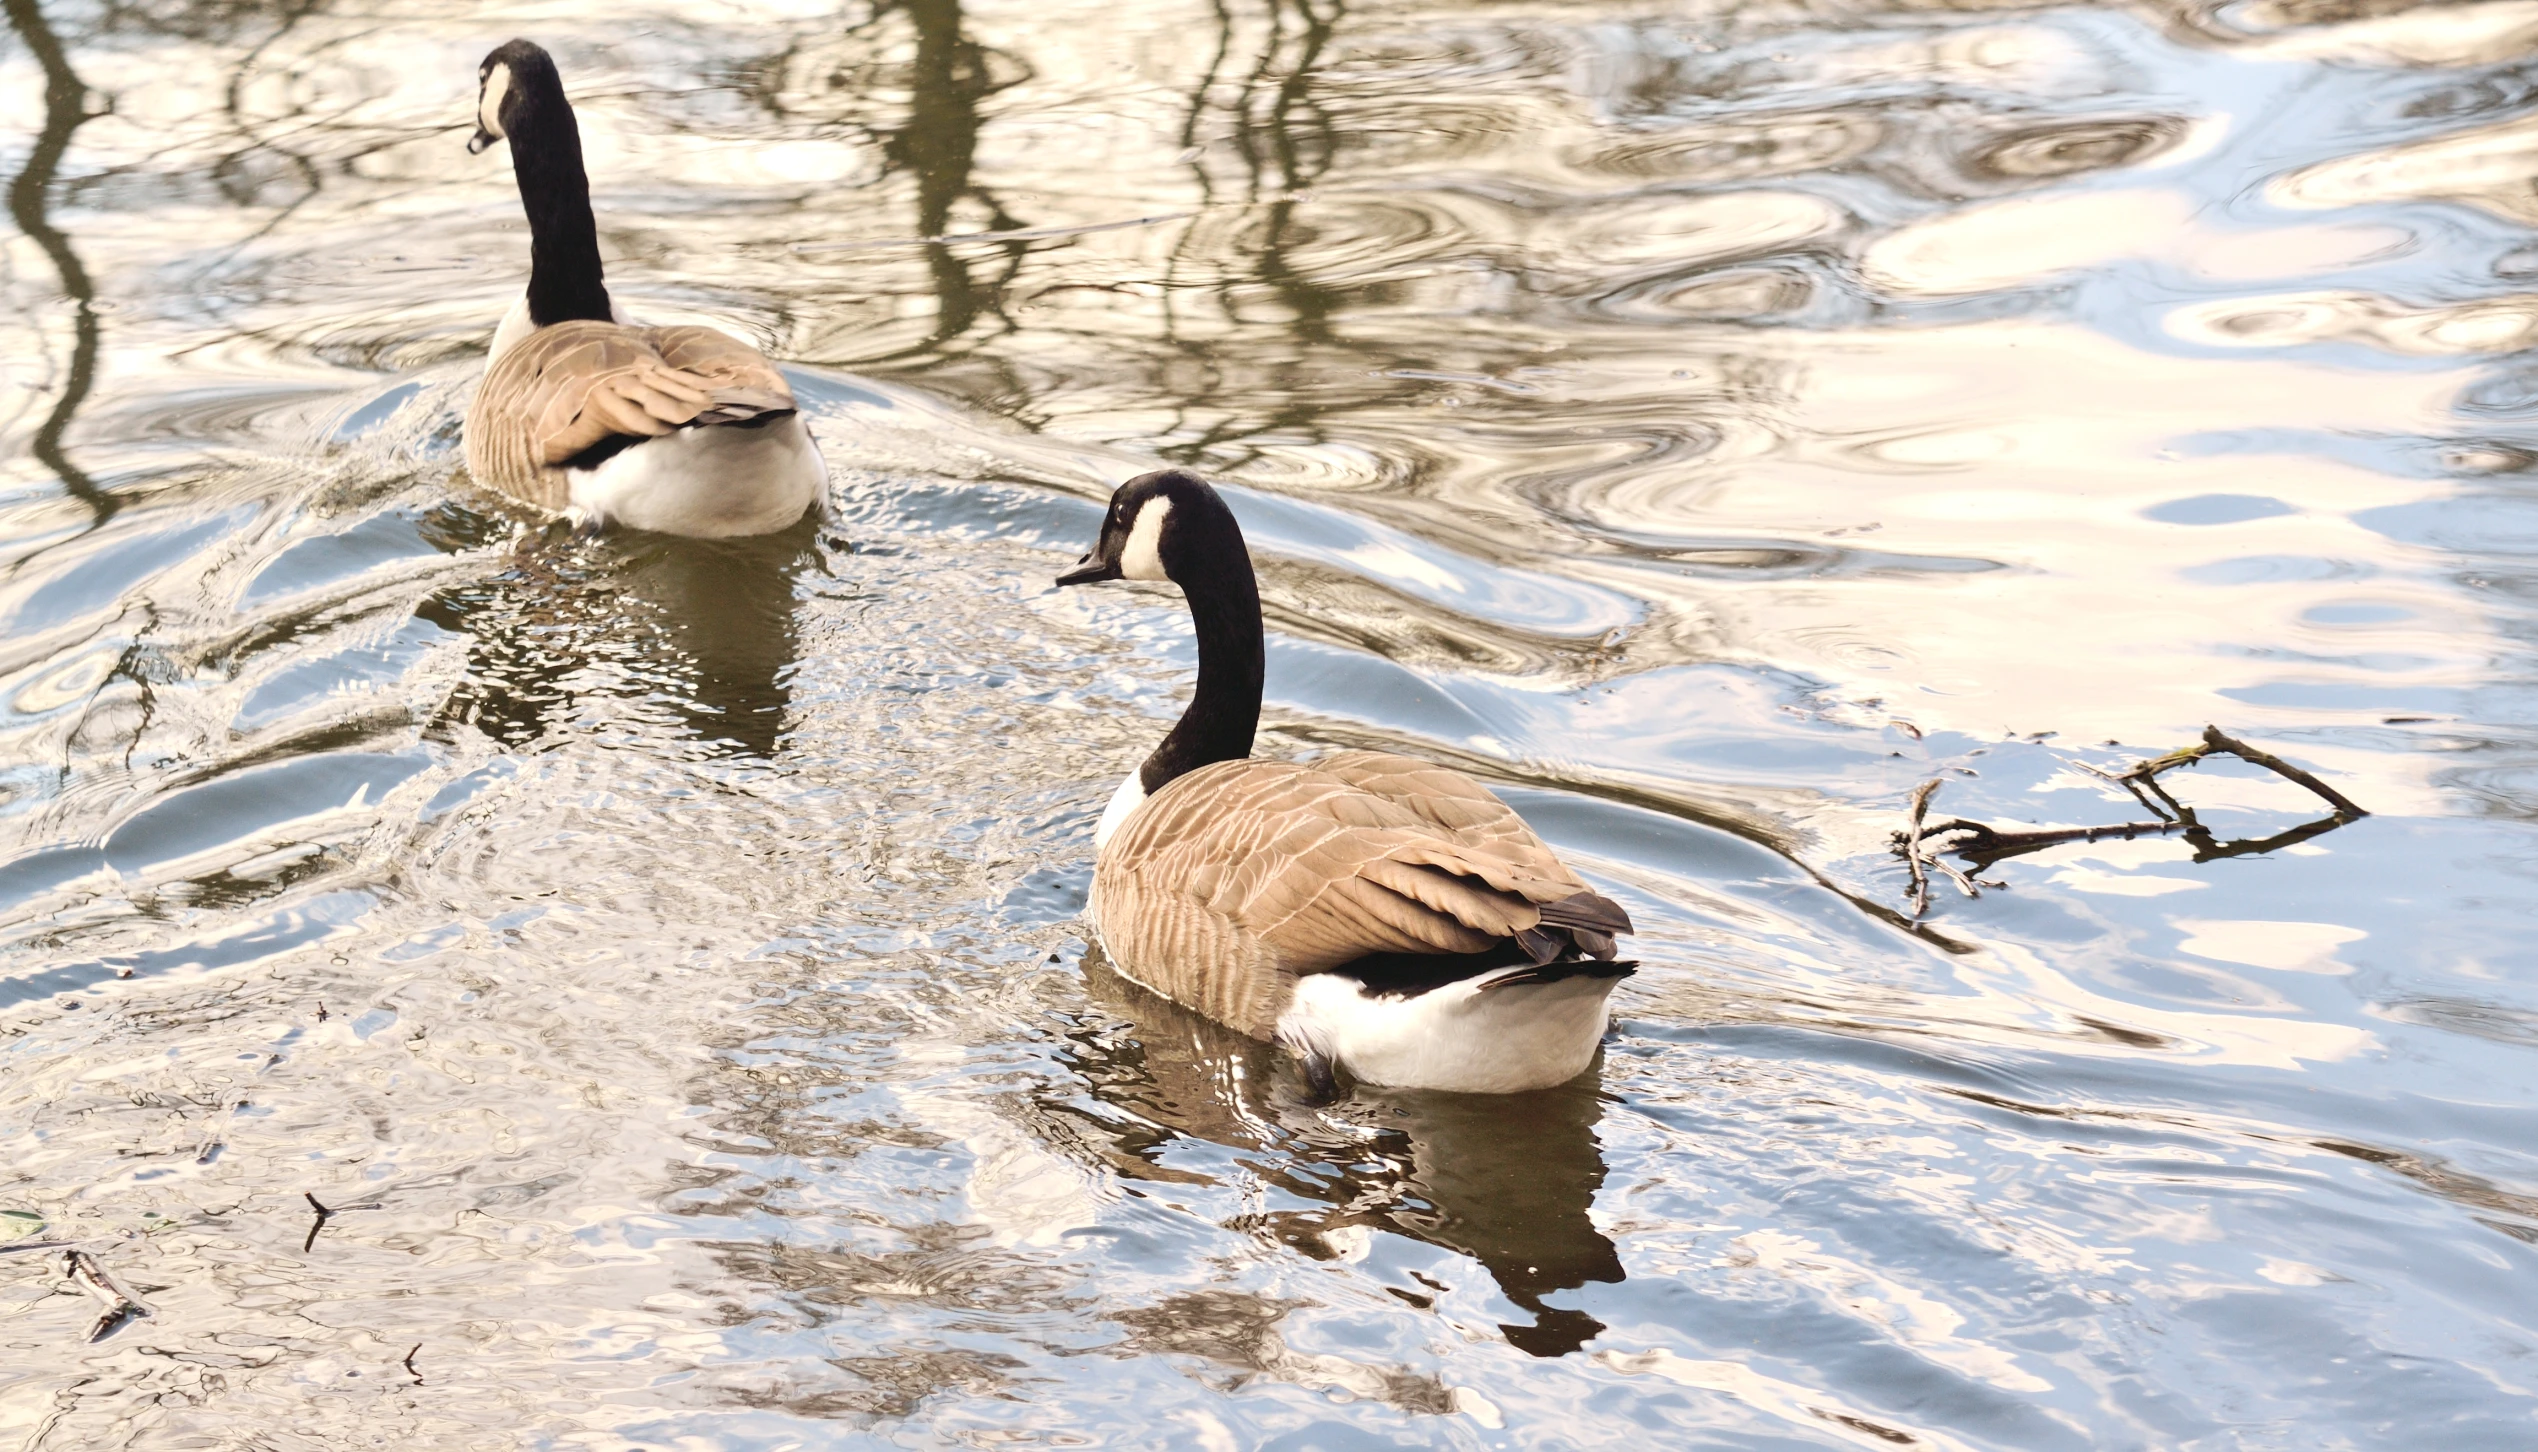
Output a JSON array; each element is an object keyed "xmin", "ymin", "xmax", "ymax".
[{"xmin": 3, "ymin": 0, "xmax": 2536, "ymax": 1445}]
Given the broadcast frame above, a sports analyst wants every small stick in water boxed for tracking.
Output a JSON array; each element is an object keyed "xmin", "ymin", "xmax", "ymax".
[
  {"xmin": 64, "ymin": 1249, "xmax": 150, "ymax": 1341},
  {"xmin": 1927, "ymin": 853, "xmax": 1985, "ymax": 900},
  {"xmin": 2075, "ymin": 759, "xmax": 2174, "ymax": 820},
  {"xmin": 2114, "ymin": 727, "xmax": 2366, "ymax": 819},
  {"xmin": 403, "ymin": 1343, "xmax": 424, "ymax": 1385},
  {"xmin": 299, "ymin": 1192, "xmax": 382, "ymax": 1253},
  {"xmin": 1923, "ymin": 817, "xmax": 2187, "ymax": 859},
  {"xmin": 2197, "ymin": 725, "xmax": 2368, "ymax": 818},
  {"xmin": 1898, "ymin": 780, "xmax": 1941, "ymax": 918},
  {"xmin": 194, "ymin": 1096, "xmax": 245, "ymax": 1165}
]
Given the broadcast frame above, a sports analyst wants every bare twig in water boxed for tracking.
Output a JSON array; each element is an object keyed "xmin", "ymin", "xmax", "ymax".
[
  {"xmin": 403, "ymin": 1343, "xmax": 423, "ymax": 1385},
  {"xmin": 300, "ymin": 1192, "xmax": 383, "ymax": 1253},
  {"xmin": 195, "ymin": 1096, "xmax": 244, "ymax": 1165},
  {"xmin": 2192, "ymin": 725, "xmax": 2368, "ymax": 817},
  {"xmin": 1889, "ymin": 779, "xmax": 1942, "ymax": 918},
  {"xmin": 2109, "ymin": 725, "xmax": 2368, "ymax": 818},
  {"xmin": 1927, "ymin": 853, "xmax": 1990, "ymax": 900},
  {"xmin": 1893, "ymin": 784, "xmax": 2008, "ymax": 914},
  {"xmin": 63, "ymin": 1249, "xmax": 149, "ymax": 1341},
  {"xmin": 2075, "ymin": 759, "xmax": 2173, "ymax": 819},
  {"xmin": 1892, "ymin": 725, "xmax": 2366, "ymax": 913},
  {"xmin": 1921, "ymin": 817, "xmax": 2188, "ymax": 862}
]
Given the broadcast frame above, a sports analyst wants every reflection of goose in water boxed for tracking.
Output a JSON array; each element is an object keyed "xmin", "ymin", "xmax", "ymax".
[
  {"xmin": 417, "ymin": 509, "xmax": 814, "ymax": 757},
  {"xmin": 1054, "ymin": 949, "xmax": 1624, "ymax": 1357},
  {"xmin": 461, "ymin": 40, "xmax": 825, "ymax": 537},
  {"xmin": 1056, "ymin": 470, "xmax": 1634, "ymax": 1094}
]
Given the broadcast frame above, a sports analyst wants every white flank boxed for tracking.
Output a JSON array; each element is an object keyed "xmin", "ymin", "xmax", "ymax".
[
  {"xmin": 1276, "ymin": 965, "xmax": 1622, "ymax": 1094},
  {"xmin": 1092, "ymin": 769, "xmax": 1147, "ymax": 852},
  {"xmin": 1120, "ymin": 495, "xmax": 1172, "ymax": 581},
  {"xmin": 567, "ymin": 412, "xmax": 825, "ymax": 537}
]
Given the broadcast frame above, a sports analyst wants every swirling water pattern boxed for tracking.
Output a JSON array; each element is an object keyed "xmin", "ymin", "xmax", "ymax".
[{"xmin": 2, "ymin": 0, "xmax": 2536, "ymax": 1445}]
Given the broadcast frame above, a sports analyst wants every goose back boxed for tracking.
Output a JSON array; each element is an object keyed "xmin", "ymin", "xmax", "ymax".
[
  {"xmin": 463, "ymin": 319, "xmax": 799, "ymax": 509},
  {"xmin": 1092, "ymin": 749, "xmax": 1607, "ymax": 1039}
]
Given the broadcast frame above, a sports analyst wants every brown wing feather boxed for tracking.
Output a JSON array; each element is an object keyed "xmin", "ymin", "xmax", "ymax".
[
  {"xmin": 649, "ymin": 326, "xmax": 798, "ymax": 416},
  {"xmin": 1090, "ymin": 864, "xmax": 1291, "ymax": 1037},
  {"xmin": 462, "ymin": 321, "xmax": 797, "ymax": 511},
  {"xmin": 1091, "ymin": 754, "xmax": 1614, "ymax": 1039},
  {"xmin": 1314, "ymin": 751, "xmax": 1580, "ymax": 865},
  {"xmin": 1319, "ymin": 749, "xmax": 1631, "ymax": 941}
]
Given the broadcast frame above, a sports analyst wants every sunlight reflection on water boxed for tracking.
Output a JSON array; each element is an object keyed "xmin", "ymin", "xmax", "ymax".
[{"xmin": 1, "ymin": 0, "xmax": 2537, "ymax": 1445}]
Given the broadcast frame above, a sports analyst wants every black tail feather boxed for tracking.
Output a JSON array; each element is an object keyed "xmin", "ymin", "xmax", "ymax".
[
  {"xmin": 1515, "ymin": 924, "xmax": 1564, "ymax": 965},
  {"xmin": 1323, "ymin": 890, "xmax": 1638, "ymax": 997},
  {"xmin": 1326, "ymin": 941, "xmax": 1640, "ymax": 999},
  {"xmin": 687, "ymin": 403, "xmax": 795, "ymax": 429},
  {"xmin": 1477, "ymin": 959, "xmax": 1639, "ymax": 991}
]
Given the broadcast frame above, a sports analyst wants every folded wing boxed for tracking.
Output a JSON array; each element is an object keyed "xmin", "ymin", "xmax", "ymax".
[
  {"xmin": 464, "ymin": 321, "xmax": 799, "ymax": 508},
  {"xmin": 1094, "ymin": 753, "xmax": 1632, "ymax": 1038}
]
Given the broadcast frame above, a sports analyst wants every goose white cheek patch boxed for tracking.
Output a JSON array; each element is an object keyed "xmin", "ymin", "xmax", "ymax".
[
  {"xmin": 478, "ymin": 64, "xmax": 512, "ymax": 140},
  {"xmin": 1120, "ymin": 496, "xmax": 1172, "ymax": 581}
]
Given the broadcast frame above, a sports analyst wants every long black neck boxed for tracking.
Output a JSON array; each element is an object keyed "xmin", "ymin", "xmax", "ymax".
[
  {"xmin": 1141, "ymin": 549, "xmax": 1263, "ymax": 794},
  {"xmin": 507, "ymin": 73, "xmax": 613, "ymax": 326}
]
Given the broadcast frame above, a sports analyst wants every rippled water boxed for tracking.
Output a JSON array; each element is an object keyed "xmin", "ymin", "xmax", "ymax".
[{"xmin": 3, "ymin": 0, "xmax": 2536, "ymax": 1444}]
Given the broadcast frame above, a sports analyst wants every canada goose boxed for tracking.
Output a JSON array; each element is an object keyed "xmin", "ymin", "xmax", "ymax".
[
  {"xmin": 1056, "ymin": 470, "xmax": 1635, "ymax": 1095},
  {"xmin": 461, "ymin": 40, "xmax": 824, "ymax": 538}
]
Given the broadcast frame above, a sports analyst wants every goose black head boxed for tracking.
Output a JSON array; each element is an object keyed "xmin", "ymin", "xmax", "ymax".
[
  {"xmin": 1057, "ymin": 470, "xmax": 1245, "ymax": 589},
  {"xmin": 469, "ymin": 39, "xmax": 561, "ymax": 154}
]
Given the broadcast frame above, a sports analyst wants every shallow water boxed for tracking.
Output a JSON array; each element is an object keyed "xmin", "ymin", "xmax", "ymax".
[{"xmin": 2, "ymin": 0, "xmax": 2535, "ymax": 1444}]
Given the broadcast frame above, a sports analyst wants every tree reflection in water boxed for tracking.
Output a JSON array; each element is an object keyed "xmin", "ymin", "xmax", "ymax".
[
  {"xmin": 1207, "ymin": 0, "xmax": 1342, "ymax": 344},
  {"xmin": 875, "ymin": 0, "xmax": 1030, "ymax": 351},
  {"xmin": 1154, "ymin": 0, "xmax": 1355, "ymax": 467},
  {"xmin": 3, "ymin": 0, "xmax": 112, "ymax": 525},
  {"xmin": 1049, "ymin": 948, "xmax": 1625, "ymax": 1357}
]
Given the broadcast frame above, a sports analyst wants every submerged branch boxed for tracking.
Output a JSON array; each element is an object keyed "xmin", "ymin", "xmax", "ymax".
[
  {"xmin": 63, "ymin": 1248, "xmax": 149, "ymax": 1341},
  {"xmin": 1891, "ymin": 725, "xmax": 2366, "ymax": 916},
  {"xmin": 1923, "ymin": 815, "xmax": 2190, "ymax": 872},
  {"xmin": 1897, "ymin": 779, "xmax": 1939, "ymax": 918}
]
